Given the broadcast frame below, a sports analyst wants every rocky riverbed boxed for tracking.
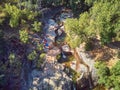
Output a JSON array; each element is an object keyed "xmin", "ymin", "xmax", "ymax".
[
  {"xmin": 20, "ymin": 7, "xmax": 74, "ymax": 90},
  {"xmin": 20, "ymin": 7, "xmax": 98, "ymax": 90}
]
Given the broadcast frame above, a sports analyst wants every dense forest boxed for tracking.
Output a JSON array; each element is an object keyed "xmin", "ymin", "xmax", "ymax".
[{"xmin": 0, "ymin": 0, "xmax": 120, "ymax": 90}]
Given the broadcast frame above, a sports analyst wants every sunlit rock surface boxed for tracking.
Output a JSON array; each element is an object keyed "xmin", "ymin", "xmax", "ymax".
[{"xmin": 29, "ymin": 62, "xmax": 72, "ymax": 90}]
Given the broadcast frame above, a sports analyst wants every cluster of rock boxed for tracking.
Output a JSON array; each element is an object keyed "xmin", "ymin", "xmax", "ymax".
[
  {"xmin": 29, "ymin": 61, "xmax": 72, "ymax": 90},
  {"xmin": 28, "ymin": 9, "xmax": 74, "ymax": 90}
]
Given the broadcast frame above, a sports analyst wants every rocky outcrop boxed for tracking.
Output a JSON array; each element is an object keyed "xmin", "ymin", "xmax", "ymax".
[{"xmin": 26, "ymin": 8, "xmax": 73, "ymax": 90}]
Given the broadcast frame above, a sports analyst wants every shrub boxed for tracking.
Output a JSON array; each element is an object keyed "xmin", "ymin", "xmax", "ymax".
[
  {"xmin": 56, "ymin": 54, "xmax": 61, "ymax": 60},
  {"xmin": 36, "ymin": 43, "xmax": 44, "ymax": 51},
  {"xmin": 9, "ymin": 53, "xmax": 15, "ymax": 64},
  {"xmin": 32, "ymin": 21, "xmax": 42, "ymax": 32},
  {"xmin": 36, "ymin": 53, "xmax": 46, "ymax": 69},
  {"xmin": 95, "ymin": 61, "xmax": 120, "ymax": 89},
  {"xmin": 19, "ymin": 29, "xmax": 29, "ymax": 44},
  {"xmin": 69, "ymin": 67, "xmax": 80, "ymax": 83},
  {"xmin": 27, "ymin": 50, "xmax": 37, "ymax": 60},
  {"xmin": 4, "ymin": 4, "xmax": 22, "ymax": 27},
  {"xmin": 39, "ymin": 53, "xmax": 46, "ymax": 59}
]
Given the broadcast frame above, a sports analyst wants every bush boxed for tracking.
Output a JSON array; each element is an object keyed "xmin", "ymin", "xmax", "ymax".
[
  {"xmin": 36, "ymin": 59, "xmax": 43, "ymax": 69},
  {"xmin": 36, "ymin": 43, "xmax": 44, "ymax": 51},
  {"xmin": 27, "ymin": 50, "xmax": 37, "ymax": 60},
  {"xmin": 36, "ymin": 53, "xmax": 46, "ymax": 69},
  {"xmin": 19, "ymin": 29, "xmax": 29, "ymax": 44},
  {"xmin": 68, "ymin": 55, "xmax": 75, "ymax": 61},
  {"xmin": 32, "ymin": 21, "xmax": 42, "ymax": 32},
  {"xmin": 22, "ymin": 9, "xmax": 38, "ymax": 21},
  {"xmin": 95, "ymin": 61, "xmax": 120, "ymax": 89},
  {"xmin": 56, "ymin": 54, "xmax": 61, "ymax": 60},
  {"xmin": 4, "ymin": 4, "xmax": 22, "ymax": 27},
  {"xmin": 0, "ymin": 12, "xmax": 6, "ymax": 24},
  {"xmin": 39, "ymin": 53, "xmax": 46, "ymax": 59},
  {"xmin": 9, "ymin": 53, "xmax": 15, "ymax": 64},
  {"xmin": 68, "ymin": 67, "xmax": 80, "ymax": 83}
]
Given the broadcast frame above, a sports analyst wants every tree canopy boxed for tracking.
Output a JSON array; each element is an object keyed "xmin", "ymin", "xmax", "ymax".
[
  {"xmin": 95, "ymin": 61, "xmax": 120, "ymax": 90},
  {"xmin": 64, "ymin": 0, "xmax": 120, "ymax": 49}
]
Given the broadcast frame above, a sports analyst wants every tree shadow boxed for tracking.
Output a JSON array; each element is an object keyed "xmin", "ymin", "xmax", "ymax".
[
  {"xmin": 107, "ymin": 41, "xmax": 120, "ymax": 49},
  {"xmin": 86, "ymin": 39, "xmax": 115, "ymax": 61}
]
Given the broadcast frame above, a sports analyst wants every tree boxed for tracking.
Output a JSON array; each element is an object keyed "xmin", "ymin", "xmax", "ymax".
[
  {"xmin": 64, "ymin": 18, "xmax": 82, "ymax": 48},
  {"xmin": 9, "ymin": 53, "xmax": 15, "ymax": 65},
  {"xmin": 89, "ymin": 1, "xmax": 120, "ymax": 44},
  {"xmin": 65, "ymin": 0, "xmax": 120, "ymax": 48},
  {"xmin": 36, "ymin": 43, "xmax": 44, "ymax": 51},
  {"xmin": 95, "ymin": 61, "xmax": 110, "ymax": 86},
  {"xmin": 0, "ymin": 6, "xmax": 6, "ymax": 25},
  {"xmin": 95, "ymin": 61, "xmax": 120, "ymax": 90},
  {"xmin": 36, "ymin": 53, "xmax": 46, "ymax": 69},
  {"xmin": 27, "ymin": 50, "xmax": 37, "ymax": 60},
  {"xmin": 64, "ymin": 12, "xmax": 95, "ymax": 48},
  {"xmin": 32, "ymin": 21, "xmax": 42, "ymax": 32},
  {"xmin": 19, "ymin": 29, "xmax": 29, "ymax": 44},
  {"xmin": 4, "ymin": 4, "xmax": 22, "ymax": 27},
  {"xmin": 110, "ymin": 61, "xmax": 120, "ymax": 90}
]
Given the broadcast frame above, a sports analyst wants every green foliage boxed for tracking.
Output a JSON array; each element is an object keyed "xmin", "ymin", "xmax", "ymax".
[
  {"xmin": 3, "ymin": 2, "xmax": 40, "ymax": 27},
  {"xmin": 90, "ymin": 1, "xmax": 120, "ymax": 44},
  {"xmin": 65, "ymin": 18, "xmax": 79, "ymax": 35},
  {"xmin": 65, "ymin": 0, "xmax": 120, "ymax": 49},
  {"xmin": 9, "ymin": 53, "xmax": 15, "ymax": 60},
  {"xmin": 95, "ymin": 61, "xmax": 120, "ymax": 89},
  {"xmin": 36, "ymin": 53, "xmax": 46, "ymax": 68},
  {"xmin": 0, "ymin": 6, "xmax": 6, "ymax": 24},
  {"xmin": 111, "ymin": 61, "xmax": 120, "ymax": 76},
  {"xmin": 56, "ymin": 54, "xmax": 61, "ymax": 60},
  {"xmin": 64, "ymin": 18, "xmax": 82, "ymax": 48},
  {"xmin": 42, "ymin": 0, "xmax": 81, "ymax": 12},
  {"xmin": 36, "ymin": 43, "xmax": 44, "ymax": 51},
  {"xmin": 4, "ymin": 4, "xmax": 22, "ymax": 27},
  {"xmin": 110, "ymin": 61, "xmax": 120, "ymax": 90},
  {"xmin": 95, "ymin": 61, "xmax": 110, "ymax": 76},
  {"xmin": 19, "ymin": 29, "xmax": 29, "ymax": 44},
  {"xmin": 65, "ymin": 35, "xmax": 81, "ymax": 49},
  {"xmin": 20, "ymin": 0, "xmax": 39, "ymax": 10},
  {"xmin": 85, "ymin": 0, "xmax": 95, "ymax": 5},
  {"xmin": 69, "ymin": 67, "xmax": 80, "ymax": 83},
  {"xmin": 39, "ymin": 53, "xmax": 46, "ymax": 59},
  {"xmin": 28, "ymin": 50, "xmax": 37, "ymax": 60},
  {"xmin": 68, "ymin": 55, "xmax": 75, "ymax": 61},
  {"xmin": 36, "ymin": 58, "xmax": 43, "ymax": 69},
  {"xmin": 32, "ymin": 21, "xmax": 42, "ymax": 32},
  {"xmin": 22, "ymin": 9, "xmax": 38, "ymax": 21},
  {"xmin": 64, "ymin": 13, "xmax": 95, "ymax": 48},
  {"xmin": 9, "ymin": 53, "xmax": 15, "ymax": 64}
]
